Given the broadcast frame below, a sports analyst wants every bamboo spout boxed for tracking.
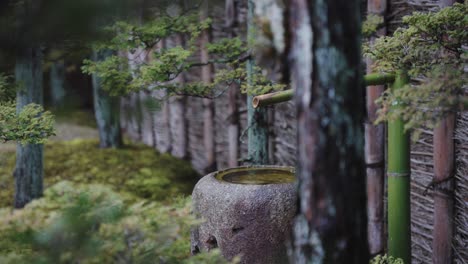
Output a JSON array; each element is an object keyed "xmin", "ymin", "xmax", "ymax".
[
  {"xmin": 252, "ymin": 90, "xmax": 293, "ymax": 108},
  {"xmin": 364, "ymin": 73, "xmax": 395, "ymax": 86},
  {"xmin": 252, "ymin": 73, "xmax": 395, "ymax": 108}
]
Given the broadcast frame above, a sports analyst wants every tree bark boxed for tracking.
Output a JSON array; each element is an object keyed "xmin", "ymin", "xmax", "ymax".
[
  {"xmin": 14, "ymin": 47, "xmax": 44, "ymax": 208},
  {"xmin": 92, "ymin": 50, "xmax": 123, "ymax": 148},
  {"xmin": 366, "ymin": 0, "xmax": 387, "ymax": 256},
  {"xmin": 169, "ymin": 34, "xmax": 189, "ymax": 159},
  {"xmin": 247, "ymin": 0, "xmax": 269, "ymax": 165},
  {"xmin": 288, "ymin": 0, "xmax": 368, "ymax": 263},
  {"xmin": 200, "ymin": 2, "xmax": 217, "ymax": 173},
  {"xmin": 49, "ymin": 59, "xmax": 66, "ymax": 108},
  {"xmin": 226, "ymin": 0, "xmax": 239, "ymax": 167}
]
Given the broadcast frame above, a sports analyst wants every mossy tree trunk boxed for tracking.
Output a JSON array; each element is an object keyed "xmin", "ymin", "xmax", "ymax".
[
  {"xmin": 50, "ymin": 59, "xmax": 67, "ymax": 108},
  {"xmin": 14, "ymin": 47, "xmax": 44, "ymax": 208},
  {"xmin": 432, "ymin": 2, "xmax": 456, "ymax": 263},
  {"xmin": 200, "ymin": 2, "xmax": 217, "ymax": 173},
  {"xmin": 247, "ymin": 0, "xmax": 268, "ymax": 165},
  {"xmin": 365, "ymin": 0, "xmax": 387, "ymax": 256},
  {"xmin": 92, "ymin": 50, "xmax": 123, "ymax": 149},
  {"xmin": 288, "ymin": 0, "xmax": 368, "ymax": 262},
  {"xmin": 225, "ymin": 0, "xmax": 239, "ymax": 167}
]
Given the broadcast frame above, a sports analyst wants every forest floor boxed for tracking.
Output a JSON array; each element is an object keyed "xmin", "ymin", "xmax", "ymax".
[
  {"xmin": 0, "ymin": 110, "xmax": 199, "ymax": 208},
  {"xmin": 0, "ymin": 112, "xmax": 215, "ymax": 263}
]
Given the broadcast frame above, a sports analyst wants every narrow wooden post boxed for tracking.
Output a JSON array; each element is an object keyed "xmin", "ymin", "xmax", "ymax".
[
  {"xmin": 432, "ymin": 114, "xmax": 455, "ymax": 264},
  {"xmin": 366, "ymin": 0, "xmax": 387, "ymax": 255},
  {"xmin": 432, "ymin": 2, "xmax": 456, "ymax": 263},
  {"xmin": 247, "ymin": 0, "xmax": 268, "ymax": 165},
  {"xmin": 387, "ymin": 71, "xmax": 411, "ymax": 263}
]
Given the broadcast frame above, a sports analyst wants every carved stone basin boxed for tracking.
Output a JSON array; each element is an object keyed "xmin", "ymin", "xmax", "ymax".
[{"xmin": 191, "ymin": 166, "xmax": 297, "ymax": 264}]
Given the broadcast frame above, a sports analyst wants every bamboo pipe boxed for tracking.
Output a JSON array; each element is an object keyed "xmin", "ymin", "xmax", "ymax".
[
  {"xmin": 252, "ymin": 90, "xmax": 294, "ymax": 108},
  {"xmin": 252, "ymin": 73, "xmax": 395, "ymax": 108},
  {"xmin": 364, "ymin": 73, "xmax": 395, "ymax": 86},
  {"xmin": 387, "ymin": 71, "xmax": 411, "ymax": 264}
]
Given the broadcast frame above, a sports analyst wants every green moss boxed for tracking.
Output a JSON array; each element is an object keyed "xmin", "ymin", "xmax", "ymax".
[{"xmin": 0, "ymin": 139, "xmax": 199, "ymax": 208}]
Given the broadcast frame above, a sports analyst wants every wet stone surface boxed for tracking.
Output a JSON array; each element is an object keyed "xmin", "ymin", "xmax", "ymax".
[{"xmin": 191, "ymin": 166, "xmax": 297, "ymax": 264}]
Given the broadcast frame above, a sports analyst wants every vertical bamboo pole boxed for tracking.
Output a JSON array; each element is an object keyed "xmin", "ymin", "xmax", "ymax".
[
  {"xmin": 366, "ymin": 0, "xmax": 387, "ymax": 255},
  {"xmin": 387, "ymin": 71, "xmax": 411, "ymax": 263},
  {"xmin": 432, "ymin": 2, "xmax": 456, "ymax": 263},
  {"xmin": 247, "ymin": 0, "xmax": 268, "ymax": 165}
]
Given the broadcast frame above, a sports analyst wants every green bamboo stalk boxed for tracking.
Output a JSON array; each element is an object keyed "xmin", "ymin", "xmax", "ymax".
[
  {"xmin": 252, "ymin": 90, "xmax": 293, "ymax": 108},
  {"xmin": 251, "ymin": 73, "xmax": 395, "ymax": 108},
  {"xmin": 387, "ymin": 70, "xmax": 411, "ymax": 264},
  {"xmin": 364, "ymin": 73, "xmax": 395, "ymax": 86}
]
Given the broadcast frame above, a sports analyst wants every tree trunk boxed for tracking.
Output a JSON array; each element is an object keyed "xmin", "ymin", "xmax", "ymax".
[
  {"xmin": 139, "ymin": 90, "xmax": 155, "ymax": 146},
  {"xmin": 247, "ymin": 0, "xmax": 268, "ymax": 165},
  {"xmin": 14, "ymin": 47, "xmax": 44, "ymax": 208},
  {"xmin": 432, "ymin": 3, "xmax": 456, "ymax": 263},
  {"xmin": 92, "ymin": 50, "xmax": 123, "ymax": 148},
  {"xmin": 200, "ymin": 2, "xmax": 217, "ymax": 173},
  {"xmin": 169, "ymin": 34, "xmax": 189, "ymax": 159},
  {"xmin": 49, "ymin": 59, "xmax": 66, "ymax": 108},
  {"xmin": 366, "ymin": 0, "xmax": 387, "ymax": 256},
  {"xmin": 128, "ymin": 47, "xmax": 154, "ymax": 147},
  {"xmin": 288, "ymin": 0, "xmax": 368, "ymax": 263},
  {"xmin": 225, "ymin": 0, "xmax": 239, "ymax": 168}
]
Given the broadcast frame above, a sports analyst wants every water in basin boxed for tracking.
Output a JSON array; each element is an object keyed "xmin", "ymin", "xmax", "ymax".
[{"xmin": 215, "ymin": 167, "xmax": 295, "ymax": 185}]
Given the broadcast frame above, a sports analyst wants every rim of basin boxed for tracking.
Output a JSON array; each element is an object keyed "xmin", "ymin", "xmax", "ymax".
[{"xmin": 214, "ymin": 166, "xmax": 296, "ymax": 185}]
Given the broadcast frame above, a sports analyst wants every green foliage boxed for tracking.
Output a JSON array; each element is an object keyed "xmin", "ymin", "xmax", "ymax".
[
  {"xmin": 364, "ymin": 2, "xmax": 467, "ymax": 130},
  {"xmin": 370, "ymin": 254, "xmax": 404, "ymax": 264},
  {"xmin": 0, "ymin": 103, "xmax": 55, "ymax": 144},
  {"xmin": 0, "ymin": 139, "xmax": 199, "ymax": 208},
  {"xmin": 0, "ymin": 181, "xmax": 230, "ymax": 264},
  {"xmin": 82, "ymin": 55, "xmax": 134, "ymax": 96},
  {"xmin": 0, "ymin": 73, "xmax": 55, "ymax": 144},
  {"xmin": 0, "ymin": 74, "xmax": 16, "ymax": 102},
  {"xmin": 362, "ymin": 14, "xmax": 384, "ymax": 38},
  {"xmin": 81, "ymin": 5, "xmax": 285, "ymax": 100}
]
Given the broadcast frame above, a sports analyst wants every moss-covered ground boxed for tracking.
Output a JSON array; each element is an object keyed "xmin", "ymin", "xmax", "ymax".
[{"xmin": 0, "ymin": 139, "xmax": 199, "ymax": 208}]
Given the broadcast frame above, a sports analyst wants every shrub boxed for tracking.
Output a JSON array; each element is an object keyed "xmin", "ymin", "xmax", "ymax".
[
  {"xmin": 370, "ymin": 254, "xmax": 404, "ymax": 264},
  {"xmin": 0, "ymin": 181, "xmax": 230, "ymax": 264}
]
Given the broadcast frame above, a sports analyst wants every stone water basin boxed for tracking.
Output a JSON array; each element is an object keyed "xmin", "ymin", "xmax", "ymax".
[{"xmin": 191, "ymin": 166, "xmax": 297, "ymax": 264}]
